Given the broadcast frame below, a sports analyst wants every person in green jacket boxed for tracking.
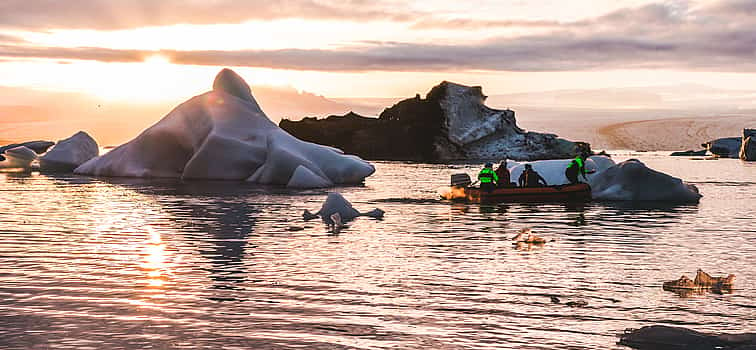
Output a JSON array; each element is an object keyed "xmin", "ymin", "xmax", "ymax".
[
  {"xmin": 565, "ymin": 155, "xmax": 588, "ymax": 184},
  {"xmin": 478, "ymin": 162, "xmax": 499, "ymax": 193}
]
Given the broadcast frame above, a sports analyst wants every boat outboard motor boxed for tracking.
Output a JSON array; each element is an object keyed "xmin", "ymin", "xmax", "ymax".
[{"xmin": 451, "ymin": 173, "xmax": 472, "ymax": 187}]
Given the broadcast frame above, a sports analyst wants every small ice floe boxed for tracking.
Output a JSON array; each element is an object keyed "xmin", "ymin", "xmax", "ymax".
[
  {"xmin": 303, "ymin": 193, "xmax": 384, "ymax": 233},
  {"xmin": 590, "ymin": 159, "xmax": 701, "ymax": 202},
  {"xmin": 662, "ymin": 269, "xmax": 735, "ymax": 296},
  {"xmin": 511, "ymin": 228, "xmax": 553, "ymax": 245},
  {"xmin": 0, "ymin": 140, "xmax": 54, "ymax": 157},
  {"xmin": 549, "ymin": 296, "xmax": 588, "ymax": 307},
  {"xmin": 0, "ymin": 146, "xmax": 37, "ymax": 170}
]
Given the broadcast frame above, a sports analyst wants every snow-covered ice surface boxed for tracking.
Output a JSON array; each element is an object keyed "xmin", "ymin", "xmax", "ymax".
[
  {"xmin": 75, "ymin": 69, "xmax": 375, "ymax": 188},
  {"xmin": 0, "ymin": 146, "xmax": 37, "ymax": 169},
  {"xmin": 40, "ymin": 131, "xmax": 98, "ymax": 172}
]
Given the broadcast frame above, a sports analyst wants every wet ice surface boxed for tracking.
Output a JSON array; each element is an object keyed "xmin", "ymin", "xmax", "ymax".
[{"xmin": 0, "ymin": 153, "xmax": 754, "ymax": 349}]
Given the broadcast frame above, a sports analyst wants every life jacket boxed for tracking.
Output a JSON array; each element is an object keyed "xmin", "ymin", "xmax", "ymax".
[
  {"xmin": 478, "ymin": 168, "xmax": 498, "ymax": 183},
  {"xmin": 567, "ymin": 157, "xmax": 584, "ymax": 170},
  {"xmin": 523, "ymin": 170, "xmax": 542, "ymax": 187}
]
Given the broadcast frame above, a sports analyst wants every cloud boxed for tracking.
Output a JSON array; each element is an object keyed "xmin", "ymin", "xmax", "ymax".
[
  {"xmin": 2, "ymin": 0, "xmax": 756, "ymax": 73},
  {"xmin": 0, "ymin": 0, "xmax": 411, "ymax": 30},
  {"xmin": 0, "ymin": 45, "xmax": 145, "ymax": 62},
  {"xmin": 0, "ymin": 34, "xmax": 22, "ymax": 43},
  {"xmin": 410, "ymin": 18, "xmax": 564, "ymax": 30}
]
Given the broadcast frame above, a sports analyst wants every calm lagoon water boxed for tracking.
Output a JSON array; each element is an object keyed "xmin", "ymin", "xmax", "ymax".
[{"xmin": 0, "ymin": 153, "xmax": 754, "ymax": 349}]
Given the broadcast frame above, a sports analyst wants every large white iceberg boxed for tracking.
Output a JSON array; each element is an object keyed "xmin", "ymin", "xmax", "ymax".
[
  {"xmin": 75, "ymin": 69, "xmax": 375, "ymax": 188},
  {"xmin": 40, "ymin": 131, "xmax": 99, "ymax": 172}
]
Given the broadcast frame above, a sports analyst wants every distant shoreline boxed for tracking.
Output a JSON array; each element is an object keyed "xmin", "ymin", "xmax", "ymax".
[{"xmin": 597, "ymin": 115, "xmax": 755, "ymax": 151}]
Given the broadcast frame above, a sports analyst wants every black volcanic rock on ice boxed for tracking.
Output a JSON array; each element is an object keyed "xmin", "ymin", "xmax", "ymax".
[{"xmin": 280, "ymin": 81, "xmax": 588, "ymax": 161}]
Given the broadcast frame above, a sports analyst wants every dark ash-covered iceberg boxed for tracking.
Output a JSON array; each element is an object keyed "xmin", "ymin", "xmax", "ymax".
[
  {"xmin": 281, "ymin": 81, "xmax": 587, "ymax": 161},
  {"xmin": 619, "ymin": 325, "xmax": 756, "ymax": 350}
]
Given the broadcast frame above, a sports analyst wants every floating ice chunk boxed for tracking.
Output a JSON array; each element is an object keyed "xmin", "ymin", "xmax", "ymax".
[
  {"xmin": 75, "ymin": 69, "xmax": 375, "ymax": 188},
  {"xmin": 0, "ymin": 140, "xmax": 54, "ymax": 156},
  {"xmin": 590, "ymin": 159, "xmax": 701, "ymax": 202},
  {"xmin": 503, "ymin": 156, "xmax": 699, "ymax": 202},
  {"xmin": 304, "ymin": 193, "xmax": 384, "ymax": 225},
  {"xmin": 40, "ymin": 131, "xmax": 99, "ymax": 172},
  {"xmin": 313, "ymin": 193, "xmax": 361, "ymax": 224},
  {"xmin": 0, "ymin": 146, "xmax": 37, "ymax": 169}
]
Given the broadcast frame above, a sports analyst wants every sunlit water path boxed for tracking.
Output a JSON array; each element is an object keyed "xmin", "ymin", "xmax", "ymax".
[{"xmin": 1, "ymin": 154, "xmax": 754, "ymax": 349}]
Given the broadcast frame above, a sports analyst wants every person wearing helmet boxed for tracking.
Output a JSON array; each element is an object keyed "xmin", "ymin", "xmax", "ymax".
[
  {"xmin": 518, "ymin": 164, "xmax": 548, "ymax": 187},
  {"xmin": 478, "ymin": 162, "xmax": 499, "ymax": 193}
]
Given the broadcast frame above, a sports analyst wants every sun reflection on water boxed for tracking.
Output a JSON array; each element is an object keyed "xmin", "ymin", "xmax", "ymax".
[{"xmin": 141, "ymin": 226, "xmax": 169, "ymax": 288}]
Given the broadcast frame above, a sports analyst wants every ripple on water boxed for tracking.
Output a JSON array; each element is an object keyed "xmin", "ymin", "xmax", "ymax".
[{"xmin": 0, "ymin": 156, "xmax": 754, "ymax": 349}]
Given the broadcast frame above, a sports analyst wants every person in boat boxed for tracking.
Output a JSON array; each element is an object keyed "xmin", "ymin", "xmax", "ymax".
[
  {"xmin": 494, "ymin": 160, "xmax": 511, "ymax": 188},
  {"xmin": 478, "ymin": 162, "xmax": 499, "ymax": 193},
  {"xmin": 518, "ymin": 164, "xmax": 548, "ymax": 187},
  {"xmin": 565, "ymin": 154, "xmax": 588, "ymax": 184}
]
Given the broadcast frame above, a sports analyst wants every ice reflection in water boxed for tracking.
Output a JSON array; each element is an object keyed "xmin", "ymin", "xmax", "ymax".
[{"xmin": 0, "ymin": 155, "xmax": 754, "ymax": 349}]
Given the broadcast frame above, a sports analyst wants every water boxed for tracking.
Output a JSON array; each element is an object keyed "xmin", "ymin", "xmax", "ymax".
[{"xmin": 0, "ymin": 153, "xmax": 754, "ymax": 349}]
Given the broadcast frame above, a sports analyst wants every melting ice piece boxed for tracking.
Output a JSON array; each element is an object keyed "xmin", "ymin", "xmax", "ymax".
[
  {"xmin": 303, "ymin": 193, "xmax": 384, "ymax": 225},
  {"xmin": 0, "ymin": 146, "xmax": 37, "ymax": 169},
  {"xmin": 40, "ymin": 131, "xmax": 99, "ymax": 172},
  {"xmin": 590, "ymin": 159, "xmax": 701, "ymax": 202},
  {"xmin": 75, "ymin": 68, "xmax": 374, "ymax": 188}
]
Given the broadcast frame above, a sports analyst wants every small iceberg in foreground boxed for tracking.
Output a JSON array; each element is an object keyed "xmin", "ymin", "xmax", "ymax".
[
  {"xmin": 304, "ymin": 193, "xmax": 384, "ymax": 224},
  {"xmin": 75, "ymin": 69, "xmax": 375, "ymax": 188}
]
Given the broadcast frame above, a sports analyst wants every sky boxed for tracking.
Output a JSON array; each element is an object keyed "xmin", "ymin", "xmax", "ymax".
[{"xmin": 2, "ymin": 0, "xmax": 756, "ymax": 144}]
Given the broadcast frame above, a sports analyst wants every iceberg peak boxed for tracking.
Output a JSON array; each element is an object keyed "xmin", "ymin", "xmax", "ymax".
[
  {"xmin": 75, "ymin": 70, "xmax": 375, "ymax": 188},
  {"xmin": 212, "ymin": 68, "xmax": 254, "ymax": 103}
]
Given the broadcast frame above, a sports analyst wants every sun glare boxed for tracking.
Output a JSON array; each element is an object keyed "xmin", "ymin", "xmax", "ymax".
[{"xmin": 143, "ymin": 54, "xmax": 171, "ymax": 66}]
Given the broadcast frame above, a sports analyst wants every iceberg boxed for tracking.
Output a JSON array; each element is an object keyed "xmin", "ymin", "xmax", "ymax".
[
  {"xmin": 0, "ymin": 140, "xmax": 54, "ymax": 161},
  {"xmin": 505, "ymin": 156, "xmax": 700, "ymax": 202},
  {"xmin": 75, "ymin": 69, "xmax": 375, "ymax": 188},
  {"xmin": 619, "ymin": 325, "xmax": 756, "ymax": 350},
  {"xmin": 590, "ymin": 159, "xmax": 701, "ymax": 202},
  {"xmin": 303, "ymin": 192, "xmax": 384, "ymax": 225},
  {"xmin": 702, "ymin": 137, "xmax": 741, "ymax": 158},
  {"xmin": 40, "ymin": 131, "xmax": 99, "ymax": 172},
  {"xmin": 0, "ymin": 146, "xmax": 37, "ymax": 169}
]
